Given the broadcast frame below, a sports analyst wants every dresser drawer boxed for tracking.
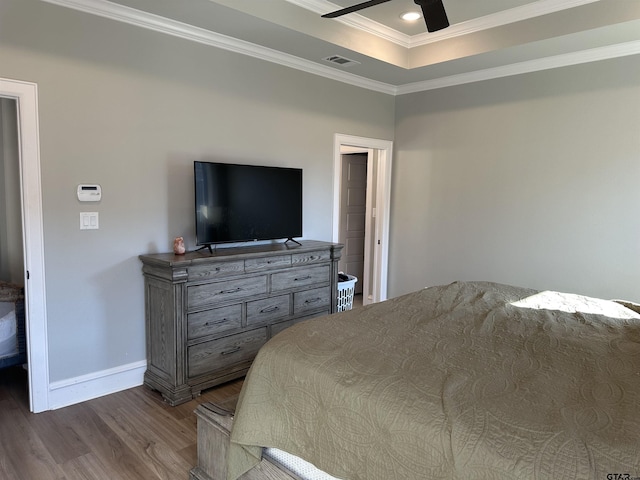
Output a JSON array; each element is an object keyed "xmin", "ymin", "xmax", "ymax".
[
  {"xmin": 188, "ymin": 260, "xmax": 244, "ymax": 281},
  {"xmin": 187, "ymin": 304, "xmax": 242, "ymax": 340},
  {"xmin": 188, "ymin": 328, "xmax": 267, "ymax": 379},
  {"xmin": 271, "ymin": 265, "xmax": 330, "ymax": 292},
  {"xmin": 270, "ymin": 311, "xmax": 327, "ymax": 338},
  {"xmin": 292, "ymin": 250, "xmax": 331, "ymax": 266},
  {"xmin": 245, "ymin": 255, "xmax": 291, "ymax": 272},
  {"xmin": 187, "ymin": 275, "xmax": 267, "ymax": 310},
  {"xmin": 247, "ymin": 294, "xmax": 290, "ymax": 326},
  {"xmin": 294, "ymin": 286, "xmax": 331, "ymax": 315}
]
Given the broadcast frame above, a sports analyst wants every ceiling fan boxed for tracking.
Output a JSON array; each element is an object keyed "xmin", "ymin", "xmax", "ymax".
[{"xmin": 322, "ymin": 0, "xmax": 449, "ymax": 33}]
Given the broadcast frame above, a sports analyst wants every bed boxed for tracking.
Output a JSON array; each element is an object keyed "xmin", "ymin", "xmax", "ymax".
[
  {"xmin": 190, "ymin": 281, "xmax": 640, "ymax": 480},
  {"xmin": 0, "ymin": 281, "xmax": 26, "ymax": 370}
]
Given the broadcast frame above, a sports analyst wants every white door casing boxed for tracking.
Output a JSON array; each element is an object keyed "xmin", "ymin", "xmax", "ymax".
[
  {"xmin": 332, "ymin": 134, "xmax": 392, "ymax": 304},
  {"xmin": 0, "ymin": 78, "xmax": 49, "ymax": 413}
]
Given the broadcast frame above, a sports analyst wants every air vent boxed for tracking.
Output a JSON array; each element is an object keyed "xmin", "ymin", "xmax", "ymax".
[{"xmin": 322, "ymin": 55, "xmax": 360, "ymax": 68}]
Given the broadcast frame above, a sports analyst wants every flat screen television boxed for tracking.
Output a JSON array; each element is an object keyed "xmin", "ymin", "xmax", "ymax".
[{"xmin": 194, "ymin": 161, "xmax": 303, "ymax": 248}]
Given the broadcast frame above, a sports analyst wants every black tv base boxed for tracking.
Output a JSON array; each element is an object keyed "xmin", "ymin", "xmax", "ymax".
[
  {"xmin": 195, "ymin": 244, "xmax": 214, "ymax": 254},
  {"xmin": 194, "ymin": 238, "xmax": 301, "ymax": 254}
]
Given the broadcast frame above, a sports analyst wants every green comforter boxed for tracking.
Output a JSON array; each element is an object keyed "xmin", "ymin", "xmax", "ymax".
[{"xmin": 228, "ymin": 281, "xmax": 640, "ymax": 480}]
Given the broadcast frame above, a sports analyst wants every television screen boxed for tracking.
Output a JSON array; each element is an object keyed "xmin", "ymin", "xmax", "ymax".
[{"xmin": 194, "ymin": 161, "xmax": 303, "ymax": 246}]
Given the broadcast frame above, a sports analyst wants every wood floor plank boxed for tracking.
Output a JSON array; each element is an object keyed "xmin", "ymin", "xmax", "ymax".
[
  {"xmin": 91, "ymin": 398, "xmax": 195, "ymax": 479},
  {"xmin": 59, "ymin": 452, "xmax": 119, "ymax": 480},
  {"xmin": 54, "ymin": 402, "xmax": 165, "ymax": 480},
  {"xmin": 0, "ymin": 396, "xmax": 65, "ymax": 480},
  {"xmin": 92, "ymin": 387, "xmax": 194, "ymax": 451},
  {"xmin": 0, "ymin": 408, "xmax": 24, "ymax": 480},
  {"xmin": 175, "ymin": 442, "xmax": 198, "ymax": 468},
  {"xmin": 131, "ymin": 385, "xmax": 195, "ymax": 422},
  {"xmin": 0, "ymin": 456, "xmax": 22, "ymax": 480},
  {"xmin": 25, "ymin": 407, "xmax": 91, "ymax": 464},
  {"xmin": 0, "ymin": 372, "xmax": 244, "ymax": 480}
]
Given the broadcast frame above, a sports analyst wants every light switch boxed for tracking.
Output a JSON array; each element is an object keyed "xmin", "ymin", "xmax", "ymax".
[{"xmin": 80, "ymin": 212, "xmax": 99, "ymax": 230}]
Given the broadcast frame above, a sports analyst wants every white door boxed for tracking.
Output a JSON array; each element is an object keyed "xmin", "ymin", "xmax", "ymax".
[{"xmin": 338, "ymin": 153, "xmax": 367, "ymax": 295}]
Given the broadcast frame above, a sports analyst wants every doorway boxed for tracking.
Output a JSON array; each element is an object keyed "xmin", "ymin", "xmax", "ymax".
[
  {"xmin": 0, "ymin": 78, "xmax": 49, "ymax": 413},
  {"xmin": 0, "ymin": 99, "xmax": 24, "ymax": 282},
  {"xmin": 332, "ymin": 134, "xmax": 393, "ymax": 306},
  {"xmin": 338, "ymin": 151, "xmax": 367, "ymax": 299}
]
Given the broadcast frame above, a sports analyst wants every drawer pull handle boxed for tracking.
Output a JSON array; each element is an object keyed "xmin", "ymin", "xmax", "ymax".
[
  {"xmin": 295, "ymin": 275, "xmax": 312, "ymax": 281},
  {"xmin": 221, "ymin": 346, "xmax": 241, "ymax": 355},
  {"xmin": 260, "ymin": 306, "xmax": 279, "ymax": 313},
  {"xmin": 220, "ymin": 287, "xmax": 242, "ymax": 295},
  {"xmin": 204, "ymin": 319, "xmax": 227, "ymax": 327},
  {"xmin": 305, "ymin": 297, "xmax": 321, "ymax": 304}
]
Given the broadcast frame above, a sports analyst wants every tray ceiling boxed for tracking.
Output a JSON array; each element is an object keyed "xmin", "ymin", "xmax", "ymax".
[{"xmin": 41, "ymin": 0, "xmax": 640, "ymax": 94}]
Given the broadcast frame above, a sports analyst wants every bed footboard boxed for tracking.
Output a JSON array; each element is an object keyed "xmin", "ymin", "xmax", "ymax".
[{"xmin": 190, "ymin": 403, "xmax": 296, "ymax": 480}]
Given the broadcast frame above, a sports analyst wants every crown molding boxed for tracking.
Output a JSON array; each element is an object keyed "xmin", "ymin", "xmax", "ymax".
[
  {"xmin": 286, "ymin": 0, "xmax": 600, "ymax": 48},
  {"xmin": 396, "ymin": 39, "xmax": 640, "ymax": 95},
  {"xmin": 409, "ymin": 0, "xmax": 600, "ymax": 47},
  {"xmin": 39, "ymin": 0, "xmax": 396, "ymax": 94},
  {"xmin": 38, "ymin": 0, "xmax": 640, "ymax": 97}
]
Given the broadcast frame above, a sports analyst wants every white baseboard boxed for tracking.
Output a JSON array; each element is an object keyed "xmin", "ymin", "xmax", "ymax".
[{"xmin": 48, "ymin": 360, "xmax": 147, "ymax": 410}]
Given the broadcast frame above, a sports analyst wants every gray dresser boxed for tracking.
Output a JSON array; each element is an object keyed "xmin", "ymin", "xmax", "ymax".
[{"xmin": 139, "ymin": 240, "xmax": 343, "ymax": 405}]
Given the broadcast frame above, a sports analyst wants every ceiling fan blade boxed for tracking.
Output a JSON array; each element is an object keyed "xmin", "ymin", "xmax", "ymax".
[
  {"xmin": 415, "ymin": 0, "xmax": 449, "ymax": 32},
  {"xmin": 322, "ymin": 0, "xmax": 393, "ymax": 19}
]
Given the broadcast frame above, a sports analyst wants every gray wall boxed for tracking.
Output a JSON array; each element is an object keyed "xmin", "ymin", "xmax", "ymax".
[
  {"xmin": 0, "ymin": 0, "xmax": 395, "ymax": 382},
  {"xmin": 391, "ymin": 56, "xmax": 640, "ymax": 301}
]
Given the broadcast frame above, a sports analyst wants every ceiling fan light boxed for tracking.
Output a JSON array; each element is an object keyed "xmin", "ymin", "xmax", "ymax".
[{"xmin": 400, "ymin": 11, "xmax": 422, "ymax": 21}]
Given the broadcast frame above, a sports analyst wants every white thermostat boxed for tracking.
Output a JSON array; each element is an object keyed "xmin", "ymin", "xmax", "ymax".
[{"xmin": 77, "ymin": 184, "xmax": 102, "ymax": 202}]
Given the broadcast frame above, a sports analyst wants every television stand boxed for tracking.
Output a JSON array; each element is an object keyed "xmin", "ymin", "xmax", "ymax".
[{"xmin": 285, "ymin": 237, "xmax": 302, "ymax": 246}]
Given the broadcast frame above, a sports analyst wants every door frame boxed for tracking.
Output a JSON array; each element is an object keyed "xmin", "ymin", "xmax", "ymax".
[
  {"xmin": 0, "ymin": 78, "xmax": 49, "ymax": 413},
  {"xmin": 332, "ymin": 134, "xmax": 393, "ymax": 303}
]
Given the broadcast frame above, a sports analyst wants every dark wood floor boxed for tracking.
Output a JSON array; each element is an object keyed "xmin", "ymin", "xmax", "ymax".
[{"xmin": 0, "ymin": 365, "xmax": 243, "ymax": 480}]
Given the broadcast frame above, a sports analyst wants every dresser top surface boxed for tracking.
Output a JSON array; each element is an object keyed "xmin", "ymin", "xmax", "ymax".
[{"xmin": 139, "ymin": 240, "xmax": 343, "ymax": 267}]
